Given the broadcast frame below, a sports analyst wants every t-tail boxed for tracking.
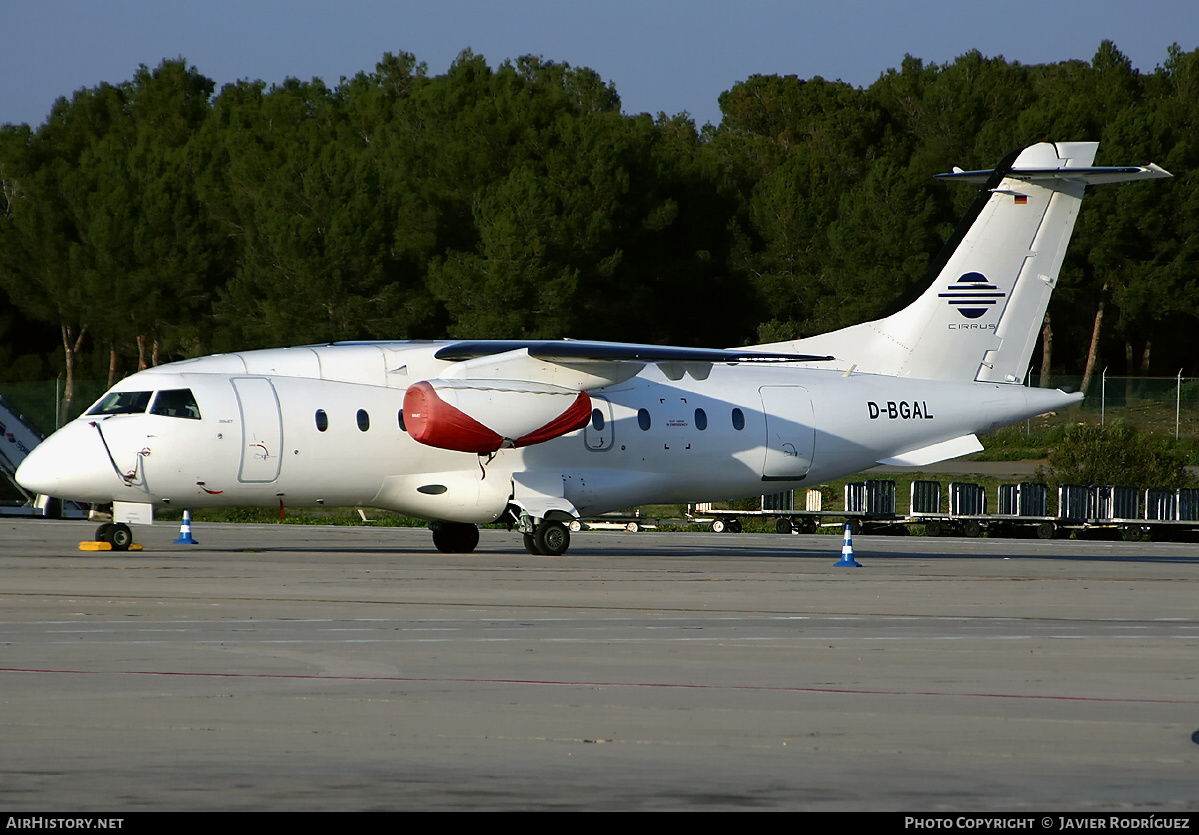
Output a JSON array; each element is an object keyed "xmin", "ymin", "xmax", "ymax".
[{"xmin": 760, "ymin": 141, "xmax": 1171, "ymax": 382}]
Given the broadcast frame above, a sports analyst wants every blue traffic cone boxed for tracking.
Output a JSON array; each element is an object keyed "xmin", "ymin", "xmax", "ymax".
[
  {"xmin": 834, "ymin": 523, "xmax": 861, "ymax": 567},
  {"xmin": 174, "ymin": 510, "xmax": 199, "ymax": 545}
]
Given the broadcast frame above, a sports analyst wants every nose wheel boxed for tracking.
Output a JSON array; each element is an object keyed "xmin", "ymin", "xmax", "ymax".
[{"xmin": 94, "ymin": 522, "xmax": 133, "ymax": 551}]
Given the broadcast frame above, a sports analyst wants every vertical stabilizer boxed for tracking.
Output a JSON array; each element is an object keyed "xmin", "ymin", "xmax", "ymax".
[{"xmin": 763, "ymin": 142, "xmax": 1170, "ymax": 382}]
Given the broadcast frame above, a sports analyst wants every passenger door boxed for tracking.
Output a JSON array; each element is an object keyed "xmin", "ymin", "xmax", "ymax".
[{"xmin": 231, "ymin": 378, "xmax": 283, "ymax": 483}]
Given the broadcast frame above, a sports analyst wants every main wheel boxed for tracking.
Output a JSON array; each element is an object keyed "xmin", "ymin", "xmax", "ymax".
[
  {"xmin": 523, "ymin": 533, "xmax": 542, "ymax": 555},
  {"xmin": 95, "ymin": 522, "xmax": 114, "ymax": 543},
  {"xmin": 534, "ymin": 520, "xmax": 570, "ymax": 556},
  {"xmin": 431, "ymin": 523, "xmax": 480, "ymax": 554}
]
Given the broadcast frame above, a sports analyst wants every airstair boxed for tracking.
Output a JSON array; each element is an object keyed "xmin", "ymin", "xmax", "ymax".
[{"xmin": 0, "ymin": 393, "xmax": 85, "ymax": 517}]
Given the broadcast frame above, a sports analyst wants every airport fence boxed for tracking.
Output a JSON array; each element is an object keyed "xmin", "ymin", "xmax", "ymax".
[
  {"xmin": 1022, "ymin": 374, "xmax": 1199, "ymax": 439},
  {"xmin": 0, "ymin": 380, "xmax": 111, "ymax": 437}
]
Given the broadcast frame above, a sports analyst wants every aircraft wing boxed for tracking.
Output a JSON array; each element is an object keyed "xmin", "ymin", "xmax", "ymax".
[
  {"xmin": 434, "ymin": 339, "xmax": 833, "ymax": 364},
  {"xmin": 404, "ymin": 340, "xmax": 833, "ymax": 454},
  {"xmin": 435, "ymin": 340, "xmax": 833, "ymax": 390}
]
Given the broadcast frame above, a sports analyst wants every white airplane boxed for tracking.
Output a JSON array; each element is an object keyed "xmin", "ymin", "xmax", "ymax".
[{"xmin": 15, "ymin": 141, "xmax": 1171, "ymax": 554}]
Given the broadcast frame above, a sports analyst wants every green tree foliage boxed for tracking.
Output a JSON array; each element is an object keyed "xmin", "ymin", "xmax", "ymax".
[
  {"xmin": 1042, "ymin": 423, "xmax": 1196, "ymax": 488},
  {"xmin": 208, "ymin": 72, "xmax": 439, "ymax": 348},
  {"xmin": 722, "ymin": 43, "xmax": 1199, "ymax": 369},
  {"xmin": 0, "ymin": 87, "xmax": 122, "ymax": 415},
  {"xmin": 0, "ymin": 61, "xmax": 223, "ymax": 406},
  {"xmin": 1, "ymin": 43, "xmax": 1197, "ymax": 385}
]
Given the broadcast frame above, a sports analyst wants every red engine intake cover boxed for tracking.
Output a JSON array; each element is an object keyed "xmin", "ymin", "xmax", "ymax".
[
  {"xmin": 513, "ymin": 390, "xmax": 592, "ymax": 448},
  {"xmin": 403, "ymin": 381, "xmax": 592, "ymax": 454}
]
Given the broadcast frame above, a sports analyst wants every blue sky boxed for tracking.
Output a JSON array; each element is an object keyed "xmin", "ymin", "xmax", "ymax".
[{"xmin": 3, "ymin": 1, "xmax": 1196, "ymax": 129}]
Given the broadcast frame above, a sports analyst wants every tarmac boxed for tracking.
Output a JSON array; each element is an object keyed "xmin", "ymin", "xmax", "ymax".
[{"xmin": 1, "ymin": 518, "xmax": 1197, "ymax": 812}]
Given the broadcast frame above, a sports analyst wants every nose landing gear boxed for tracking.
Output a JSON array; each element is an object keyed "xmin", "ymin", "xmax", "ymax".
[{"xmin": 94, "ymin": 522, "xmax": 133, "ymax": 551}]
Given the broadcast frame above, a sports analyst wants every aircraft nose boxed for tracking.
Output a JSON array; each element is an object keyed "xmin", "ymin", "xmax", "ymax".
[
  {"xmin": 15, "ymin": 421, "xmax": 115, "ymax": 501},
  {"xmin": 15, "ymin": 438, "xmax": 63, "ymax": 496}
]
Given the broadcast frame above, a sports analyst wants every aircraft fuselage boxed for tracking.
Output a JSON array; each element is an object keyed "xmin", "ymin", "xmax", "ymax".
[
  {"xmin": 16, "ymin": 142, "xmax": 1165, "ymax": 555},
  {"xmin": 20, "ymin": 342, "xmax": 1077, "ymax": 524}
]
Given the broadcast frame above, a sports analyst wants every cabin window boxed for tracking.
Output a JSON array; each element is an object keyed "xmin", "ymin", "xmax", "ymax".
[
  {"xmin": 150, "ymin": 389, "xmax": 201, "ymax": 420},
  {"xmin": 637, "ymin": 408, "xmax": 651, "ymax": 431},
  {"xmin": 315, "ymin": 410, "xmax": 328, "ymax": 432},
  {"xmin": 731, "ymin": 408, "xmax": 745, "ymax": 431},
  {"xmin": 694, "ymin": 408, "xmax": 707, "ymax": 431},
  {"xmin": 397, "ymin": 409, "xmax": 406, "ymax": 432},
  {"xmin": 357, "ymin": 409, "xmax": 370, "ymax": 432},
  {"xmin": 591, "ymin": 409, "xmax": 605, "ymax": 431},
  {"xmin": 88, "ymin": 390, "xmax": 153, "ymax": 416}
]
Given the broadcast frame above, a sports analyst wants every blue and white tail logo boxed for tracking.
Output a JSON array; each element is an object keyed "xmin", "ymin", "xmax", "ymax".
[{"xmin": 939, "ymin": 272, "xmax": 1004, "ymax": 319}]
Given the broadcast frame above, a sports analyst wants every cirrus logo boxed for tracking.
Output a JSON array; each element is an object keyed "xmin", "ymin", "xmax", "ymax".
[{"xmin": 938, "ymin": 272, "xmax": 1005, "ymax": 319}]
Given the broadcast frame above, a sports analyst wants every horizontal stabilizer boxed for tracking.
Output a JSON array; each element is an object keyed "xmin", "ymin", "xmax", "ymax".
[
  {"xmin": 937, "ymin": 162, "xmax": 1171, "ymax": 185},
  {"xmin": 876, "ymin": 434, "xmax": 983, "ymax": 467}
]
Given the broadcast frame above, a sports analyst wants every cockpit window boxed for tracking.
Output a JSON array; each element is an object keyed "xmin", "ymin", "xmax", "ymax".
[
  {"xmin": 88, "ymin": 391, "xmax": 153, "ymax": 416},
  {"xmin": 150, "ymin": 389, "xmax": 202, "ymax": 420}
]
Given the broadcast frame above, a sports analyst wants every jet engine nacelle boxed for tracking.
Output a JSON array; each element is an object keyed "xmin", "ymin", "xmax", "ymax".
[{"xmin": 403, "ymin": 380, "xmax": 592, "ymax": 454}]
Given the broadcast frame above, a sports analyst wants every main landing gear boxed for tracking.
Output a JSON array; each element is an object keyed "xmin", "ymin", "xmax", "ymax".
[
  {"xmin": 522, "ymin": 519, "xmax": 570, "ymax": 556},
  {"xmin": 428, "ymin": 514, "xmax": 573, "ymax": 556},
  {"xmin": 430, "ymin": 522, "xmax": 480, "ymax": 553}
]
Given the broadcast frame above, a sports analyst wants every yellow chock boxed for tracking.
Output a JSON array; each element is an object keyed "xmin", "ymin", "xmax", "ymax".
[{"xmin": 78, "ymin": 541, "xmax": 142, "ymax": 552}]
